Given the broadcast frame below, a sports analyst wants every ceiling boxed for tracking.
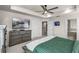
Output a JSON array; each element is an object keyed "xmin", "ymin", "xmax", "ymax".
[
  {"xmin": 0, "ymin": 5, "xmax": 78, "ymax": 18},
  {"xmin": 16, "ymin": 5, "xmax": 72, "ymax": 14}
]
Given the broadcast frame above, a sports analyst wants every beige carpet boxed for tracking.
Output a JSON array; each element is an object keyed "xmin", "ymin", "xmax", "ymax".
[{"xmin": 6, "ymin": 42, "xmax": 28, "ymax": 53}]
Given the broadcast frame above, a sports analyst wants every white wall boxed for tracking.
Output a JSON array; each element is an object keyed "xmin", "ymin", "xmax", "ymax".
[
  {"xmin": 0, "ymin": 49, "xmax": 1, "ymax": 53},
  {"xmin": 0, "ymin": 10, "xmax": 43, "ymax": 46},
  {"xmin": 48, "ymin": 11, "xmax": 79, "ymax": 40},
  {"xmin": 70, "ymin": 19, "xmax": 76, "ymax": 29},
  {"xmin": 48, "ymin": 20, "xmax": 54, "ymax": 36},
  {"xmin": 0, "ymin": 11, "xmax": 5, "ymax": 25},
  {"xmin": 77, "ymin": 17, "xmax": 79, "ymax": 40},
  {"xmin": 48, "ymin": 17, "xmax": 68, "ymax": 38},
  {"xmin": 42, "ymin": 18, "xmax": 68, "ymax": 38},
  {"xmin": 42, "ymin": 19, "xmax": 54, "ymax": 36}
]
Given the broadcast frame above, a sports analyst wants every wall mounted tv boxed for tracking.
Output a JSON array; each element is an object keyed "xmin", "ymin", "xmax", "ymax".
[{"xmin": 12, "ymin": 18, "xmax": 30, "ymax": 29}]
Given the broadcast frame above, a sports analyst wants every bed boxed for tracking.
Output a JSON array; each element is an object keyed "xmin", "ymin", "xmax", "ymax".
[{"xmin": 23, "ymin": 36, "xmax": 75, "ymax": 53}]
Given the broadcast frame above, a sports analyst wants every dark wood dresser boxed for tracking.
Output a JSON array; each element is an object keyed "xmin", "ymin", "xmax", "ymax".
[{"xmin": 9, "ymin": 30, "xmax": 31, "ymax": 47}]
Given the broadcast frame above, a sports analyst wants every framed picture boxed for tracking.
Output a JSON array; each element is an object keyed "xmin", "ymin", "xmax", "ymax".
[
  {"xmin": 54, "ymin": 21, "xmax": 60, "ymax": 26},
  {"xmin": 12, "ymin": 17, "xmax": 30, "ymax": 29}
]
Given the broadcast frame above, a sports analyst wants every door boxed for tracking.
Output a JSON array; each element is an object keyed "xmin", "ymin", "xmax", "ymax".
[
  {"xmin": 42, "ymin": 21, "xmax": 47, "ymax": 36},
  {"xmin": 67, "ymin": 19, "xmax": 77, "ymax": 40}
]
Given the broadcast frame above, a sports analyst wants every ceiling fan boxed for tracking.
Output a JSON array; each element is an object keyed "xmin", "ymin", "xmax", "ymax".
[{"xmin": 40, "ymin": 5, "xmax": 58, "ymax": 15}]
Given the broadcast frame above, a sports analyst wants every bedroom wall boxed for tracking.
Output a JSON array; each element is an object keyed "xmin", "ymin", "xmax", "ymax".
[
  {"xmin": 48, "ymin": 17, "xmax": 68, "ymax": 38},
  {"xmin": 48, "ymin": 11, "xmax": 79, "ymax": 40},
  {"xmin": 0, "ymin": 10, "xmax": 43, "ymax": 46},
  {"xmin": 38, "ymin": 12, "xmax": 78, "ymax": 39},
  {"xmin": 0, "ymin": 11, "xmax": 4, "ymax": 25},
  {"xmin": 70, "ymin": 19, "xmax": 76, "ymax": 29},
  {"xmin": 48, "ymin": 19, "xmax": 54, "ymax": 36},
  {"xmin": 42, "ymin": 19, "xmax": 54, "ymax": 36},
  {"xmin": 77, "ymin": 17, "xmax": 79, "ymax": 40}
]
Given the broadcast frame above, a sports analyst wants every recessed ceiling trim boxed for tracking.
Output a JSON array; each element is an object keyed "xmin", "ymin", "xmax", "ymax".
[{"xmin": 10, "ymin": 6, "xmax": 46, "ymax": 18}]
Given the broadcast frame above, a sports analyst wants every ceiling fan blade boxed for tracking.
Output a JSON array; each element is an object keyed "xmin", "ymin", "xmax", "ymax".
[
  {"xmin": 48, "ymin": 11, "xmax": 54, "ymax": 14},
  {"xmin": 42, "ymin": 11, "xmax": 45, "ymax": 15},
  {"xmin": 41, "ymin": 5, "xmax": 47, "ymax": 11},
  {"xmin": 35, "ymin": 11, "xmax": 43, "ymax": 12},
  {"xmin": 48, "ymin": 7, "xmax": 58, "ymax": 11}
]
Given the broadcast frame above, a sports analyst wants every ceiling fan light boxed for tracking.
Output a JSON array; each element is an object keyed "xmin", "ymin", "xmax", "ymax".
[
  {"xmin": 45, "ymin": 11, "xmax": 47, "ymax": 13},
  {"xmin": 47, "ymin": 13, "xmax": 52, "ymax": 17},
  {"xmin": 43, "ymin": 13, "xmax": 51, "ymax": 17}
]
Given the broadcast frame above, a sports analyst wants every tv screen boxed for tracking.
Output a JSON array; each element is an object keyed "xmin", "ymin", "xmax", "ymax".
[{"xmin": 12, "ymin": 18, "xmax": 30, "ymax": 29}]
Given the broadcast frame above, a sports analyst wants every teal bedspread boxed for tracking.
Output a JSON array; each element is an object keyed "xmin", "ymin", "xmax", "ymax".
[
  {"xmin": 72, "ymin": 40, "xmax": 79, "ymax": 53},
  {"xmin": 33, "ymin": 37, "xmax": 75, "ymax": 53}
]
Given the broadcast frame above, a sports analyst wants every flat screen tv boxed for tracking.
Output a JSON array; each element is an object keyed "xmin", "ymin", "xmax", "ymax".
[{"xmin": 12, "ymin": 18, "xmax": 30, "ymax": 29}]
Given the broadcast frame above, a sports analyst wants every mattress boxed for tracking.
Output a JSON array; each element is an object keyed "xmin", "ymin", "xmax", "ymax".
[{"xmin": 26, "ymin": 36, "xmax": 55, "ymax": 51}]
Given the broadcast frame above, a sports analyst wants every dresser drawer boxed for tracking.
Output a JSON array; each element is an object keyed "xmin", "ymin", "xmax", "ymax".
[{"xmin": 9, "ymin": 30, "xmax": 31, "ymax": 47}]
